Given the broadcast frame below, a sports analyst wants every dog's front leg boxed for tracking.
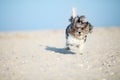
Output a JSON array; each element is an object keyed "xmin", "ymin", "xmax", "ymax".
[{"xmin": 77, "ymin": 40, "xmax": 85, "ymax": 54}]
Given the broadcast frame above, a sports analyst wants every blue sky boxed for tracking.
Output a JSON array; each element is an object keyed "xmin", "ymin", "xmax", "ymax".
[{"xmin": 0, "ymin": 0, "xmax": 120, "ymax": 31}]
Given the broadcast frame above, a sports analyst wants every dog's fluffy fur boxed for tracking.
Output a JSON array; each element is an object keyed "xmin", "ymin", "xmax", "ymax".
[{"xmin": 65, "ymin": 8, "xmax": 93, "ymax": 53}]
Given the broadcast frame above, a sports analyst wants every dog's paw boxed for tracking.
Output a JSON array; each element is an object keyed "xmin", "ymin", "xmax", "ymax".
[{"xmin": 65, "ymin": 47, "xmax": 70, "ymax": 50}]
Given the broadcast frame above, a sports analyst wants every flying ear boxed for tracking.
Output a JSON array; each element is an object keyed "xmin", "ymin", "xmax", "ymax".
[
  {"xmin": 84, "ymin": 23, "xmax": 90, "ymax": 34},
  {"xmin": 88, "ymin": 23, "xmax": 93, "ymax": 33},
  {"xmin": 72, "ymin": 7, "xmax": 77, "ymax": 18}
]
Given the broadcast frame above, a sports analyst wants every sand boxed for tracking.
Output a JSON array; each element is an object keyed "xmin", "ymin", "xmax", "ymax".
[{"xmin": 0, "ymin": 27, "xmax": 120, "ymax": 80}]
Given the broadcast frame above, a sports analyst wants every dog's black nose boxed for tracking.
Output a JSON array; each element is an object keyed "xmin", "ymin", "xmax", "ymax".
[{"xmin": 78, "ymin": 32, "xmax": 81, "ymax": 34}]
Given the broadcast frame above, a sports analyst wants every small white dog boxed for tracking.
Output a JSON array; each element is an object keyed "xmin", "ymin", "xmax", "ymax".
[{"xmin": 65, "ymin": 8, "xmax": 93, "ymax": 54}]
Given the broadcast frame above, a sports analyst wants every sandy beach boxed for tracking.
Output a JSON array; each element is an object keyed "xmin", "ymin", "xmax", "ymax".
[{"xmin": 0, "ymin": 27, "xmax": 120, "ymax": 80}]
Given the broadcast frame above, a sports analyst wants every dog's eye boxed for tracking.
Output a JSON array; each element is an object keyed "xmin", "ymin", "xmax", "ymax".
[{"xmin": 81, "ymin": 28, "xmax": 84, "ymax": 30}]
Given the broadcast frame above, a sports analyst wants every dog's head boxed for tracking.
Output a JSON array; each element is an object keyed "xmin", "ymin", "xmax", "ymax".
[
  {"xmin": 70, "ymin": 20, "xmax": 91, "ymax": 39},
  {"xmin": 68, "ymin": 8, "xmax": 93, "ymax": 39}
]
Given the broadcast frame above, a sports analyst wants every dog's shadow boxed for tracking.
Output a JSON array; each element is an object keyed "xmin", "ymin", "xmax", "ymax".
[{"xmin": 45, "ymin": 46, "xmax": 75, "ymax": 54}]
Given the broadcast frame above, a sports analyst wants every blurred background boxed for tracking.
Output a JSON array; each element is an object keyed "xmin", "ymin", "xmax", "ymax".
[{"xmin": 0, "ymin": 0, "xmax": 120, "ymax": 31}]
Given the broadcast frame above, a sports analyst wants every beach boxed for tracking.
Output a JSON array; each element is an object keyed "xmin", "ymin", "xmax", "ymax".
[{"xmin": 0, "ymin": 27, "xmax": 120, "ymax": 80}]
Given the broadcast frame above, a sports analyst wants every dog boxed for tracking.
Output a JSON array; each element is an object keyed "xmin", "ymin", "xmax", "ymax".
[{"xmin": 65, "ymin": 8, "xmax": 93, "ymax": 53}]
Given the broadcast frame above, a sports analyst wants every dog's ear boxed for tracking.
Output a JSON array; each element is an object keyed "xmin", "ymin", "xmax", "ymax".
[
  {"xmin": 69, "ymin": 16, "xmax": 73, "ymax": 22},
  {"xmin": 84, "ymin": 23, "xmax": 90, "ymax": 34},
  {"xmin": 83, "ymin": 22, "xmax": 93, "ymax": 33},
  {"xmin": 79, "ymin": 15, "xmax": 86, "ymax": 23},
  {"xmin": 89, "ymin": 24, "xmax": 93, "ymax": 33},
  {"xmin": 87, "ymin": 22, "xmax": 93, "ymax": 33}
]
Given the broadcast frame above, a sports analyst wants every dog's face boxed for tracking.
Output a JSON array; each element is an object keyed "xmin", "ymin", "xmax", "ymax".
[
  {"xmin": 67, "ymin": 8, "xmax": 93, "ymax": 39},
  {"xmin": 70, "ymin": 17, "xmax": 90, "ymax": 39}
]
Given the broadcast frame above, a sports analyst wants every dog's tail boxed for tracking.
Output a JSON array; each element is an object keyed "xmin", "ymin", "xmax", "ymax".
[{"xmin": 72, "ymin": 7, "xmax": 77, "ymax": 18}]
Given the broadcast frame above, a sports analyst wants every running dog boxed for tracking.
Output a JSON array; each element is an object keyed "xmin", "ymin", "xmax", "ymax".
[{"xmin": 65, "ymin": 8, "xmax": 93, "ymax": 53}]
